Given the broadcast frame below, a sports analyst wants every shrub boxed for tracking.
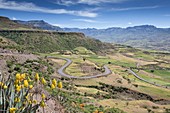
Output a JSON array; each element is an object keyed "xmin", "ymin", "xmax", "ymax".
[
  {"xmin": 0, "ymin": 72, "xmax": 63, "ymax": 113},
  {"xmin": 152, "ymin": 106, "xmax": 159, "ymax": 109},
  {"xmin": 150, "ymin": 70, "xmax": 154, "ymax": 73}
]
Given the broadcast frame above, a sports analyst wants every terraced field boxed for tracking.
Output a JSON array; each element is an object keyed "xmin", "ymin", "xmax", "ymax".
[{"xmin": 44, "ymin": 47, "xmax": 170, "ymax": 113}]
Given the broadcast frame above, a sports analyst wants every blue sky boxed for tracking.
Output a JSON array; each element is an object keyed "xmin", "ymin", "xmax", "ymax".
[{"xmin": 0, "ymin": 0, "xmax": 170, "ymax": 28}]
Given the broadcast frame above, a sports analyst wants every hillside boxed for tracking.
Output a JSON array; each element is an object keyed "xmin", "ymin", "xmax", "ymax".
[
  {"xmin": 0, "ymin": 16, "xmax": 34, "ymax": 30},
  {"xmin": 14, "ymin": 19, "xmax": 170, "ymax": 52},
  {"xmin": 0, "ymin": 30, "xmax": 113, "ymax": 53},
  {"xmin": 0, "ymin": 16, "xmax": 114, "ymax": 53}
]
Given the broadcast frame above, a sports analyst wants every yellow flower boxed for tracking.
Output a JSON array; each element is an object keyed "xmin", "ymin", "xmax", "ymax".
[
  {"xmin": 28, "ymin": 101, "xmax": 32, "ymax": 104},
  {"xmin": 41, "ymin": 77, "xmax": 46, "ymax": 85},
  {"xmin": 15, "ymin": 85, "xmax": 21, "ymax": 92},
  {"xmin": 29, "ymin": 85, "xmax": 33, "ymax": 89},
  {"xmin": 0, "ymin": 82, "xmax": 4, "ymax": 86},
  {"xmin": 24, "ymin": 80, "xmax": 29, "ymax": 88},
  {"xmin": 93, "ymin": 109, "xmax": 98, "ymax": 113},
  {"xmin": 35, "ymin": 73, "xmax": 39, "ymax": 81},
  {"xmin": 41, "ymin": 93, "xmax": 46, "ymax": 100},
  {"xmin": 3, "ymin": 85, "xmax": 7, "ymax": 89},
  {"xmin": 51, "ymin": 84, "xmax": 55, "ymax": 90},
  {"xmin": 58, "ymin": 82, "xmax": 62, "ymax": 89},
  {"xmin": 10, "ymin": 107, "xmax": 17, "ymax": 113},
  {"xmin": 16, "ymin": 73, "xmax": 21, "ymax": 80},
  {"xmin": 14, "ymin": 97, "xmax": 20, "ymax": 103},
  {"xmin": 40, "ymin": 101, "xmax": 46, "ymax": 107},
  {"xmin": 52, "ymin": 79, "xmax": 57, "ymax": 86},
  {"xmin": 14, "ymin": 80, "xmax": 19, "ymax": 86},
  {"xmin": 23, "ymin": 101, "xmax": 27, "ymax": 106},
  {"xmin": 20, "ymin": 73, "xmax": 26, "ymax": 81}
]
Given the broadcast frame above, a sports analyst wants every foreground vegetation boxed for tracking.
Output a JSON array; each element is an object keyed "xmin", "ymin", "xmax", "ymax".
[{"xmin": 0, "ymin": 56, "xmax": 125, "ymax": 113}]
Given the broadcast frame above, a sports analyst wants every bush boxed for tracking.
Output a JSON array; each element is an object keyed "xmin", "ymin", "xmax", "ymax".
[
  {"xmin": 152, "ymin": 106, "xmax": 159, "ymax": 109},
  {"xmin": 165, "ymin": 108, "xmax": 170, "ymax": 113},
  {"xmin": 0, "ymin": 72, "xmax": 63, "ymax": 113},
  {"xmin": 150, "ymin": 70, "xmax": 154, "ymax": 73}
]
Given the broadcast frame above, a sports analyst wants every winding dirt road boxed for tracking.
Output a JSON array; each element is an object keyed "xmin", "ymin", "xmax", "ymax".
[
  {"xmin": 49, "ymin": 57, "xmax": 112, "ymax": 79},
  {"xmin": 128, "ymin": 69, "xmax": 170, "ymax": 89}
]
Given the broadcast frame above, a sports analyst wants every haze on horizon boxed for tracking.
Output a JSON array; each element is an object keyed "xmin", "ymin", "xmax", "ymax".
[{"xmin": 0, "ymin": 0, "xmax": 170, "ymax": 29}]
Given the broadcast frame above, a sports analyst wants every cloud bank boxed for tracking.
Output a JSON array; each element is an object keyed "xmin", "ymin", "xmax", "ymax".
[
  {"xmin": 55, "ymin": 0, "xmax": 128, "ymax": 5},
  {"xmin": 0, "ymin": 0, "xmax": 97, "ymax": 17}
]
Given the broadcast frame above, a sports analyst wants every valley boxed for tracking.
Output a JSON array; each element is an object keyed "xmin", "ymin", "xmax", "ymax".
[
  {"xmin": 0, "ymin": 16, "xmax": 170, "ymax": 113},
  {"xmin": 39, "ymin": 45, "xmax": 170, "ymax": 113}
]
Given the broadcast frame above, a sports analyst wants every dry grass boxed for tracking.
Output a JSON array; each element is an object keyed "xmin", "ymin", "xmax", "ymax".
[
  {"xmin": 50, "ymin": 59, "xmax": 66, "ymax": 66},
  {"xmin": 98, "ymin": 99, "xmax": 170, "ymax": 113},
  {"xmin": 76, "ymin": 87, "xmax": 108, "ymax": 95}
]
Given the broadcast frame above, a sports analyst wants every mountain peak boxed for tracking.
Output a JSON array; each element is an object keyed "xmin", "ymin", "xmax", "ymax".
[
  {"xmin": 0, "ymin": 16, "xmax": 32, "ymax": 30},
  {"xmin": 15, "ymin": 19, "xmax": 62, "ymax": 31},
  {"xmin": 28, "ymin": 20, "xmax": 46, "ymax": 23}
]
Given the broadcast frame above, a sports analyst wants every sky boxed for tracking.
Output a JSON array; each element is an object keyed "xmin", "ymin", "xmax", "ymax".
[{"xmin": 0, "ymin": 0, "xmax": 170, "ymax": 28}]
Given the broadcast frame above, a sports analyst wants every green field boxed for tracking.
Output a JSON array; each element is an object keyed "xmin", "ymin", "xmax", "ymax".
[
  {"xmin": 145, "ymin": 70, "xmax": 170, "ymax": 80},
  {"xmin": 29, "ymin": 46, "xmax": 170, "ymax": 113}
]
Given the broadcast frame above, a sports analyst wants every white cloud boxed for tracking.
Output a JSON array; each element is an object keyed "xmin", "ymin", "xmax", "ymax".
[
  {"xmin": 12, "ymin": 17, "xmax": 16, "ymax": 20},
  {"xmin": 55, "ymin": 0, "xmax": 128, "ymax": 5},
  {"xmin": 78, "ymin": 0, "xmax": 128, "ymax": 5},
  {"xmin": 0, "ymin": 0, "xmax": 97, "ymax": 17},
  {"xmin": 111, "ymin": 5, "xmax": 159, "ymax": 11},
  {"xmin": 72, "ymin": 18, "xmax": 108, "ymax": 24},
  {"xmin": 54, "ymin": 0, "xmax": 75, "ymax": 6},
  {"xmin": 73, "ymin": 19, "xmax": 98, "ymax": 23},
  {"xmin": 52, "ymin": 24, "xmax": 62, "ymax": 27}
]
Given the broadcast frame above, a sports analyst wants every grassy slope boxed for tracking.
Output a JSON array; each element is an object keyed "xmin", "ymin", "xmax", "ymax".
[
  {"xmin": 0, "ymin": 30, "xmax": 113, "ymax": 53},
  {"xmin": 0, "ymin": 36, "xmax": 23, "ymax": 50}
]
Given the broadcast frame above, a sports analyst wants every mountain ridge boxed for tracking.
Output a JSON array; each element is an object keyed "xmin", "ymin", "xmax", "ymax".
[
  {"xmin": 14, "ymin": 20, "xmax": 62, "ymax": 31},
  {"xmin": 3, "ymin": 16, "xmax": 170, "ymax": 52},
  {"xmin": 0, "ymin": 16, "xmax": 114, "ymax": 53},
  {"xmin": 0, "ymin": 16, "xmax": 34, "ymax": 30},
  {"xmin": 63, "ymin": 25, "xmax": 170, "ymax": 52}
]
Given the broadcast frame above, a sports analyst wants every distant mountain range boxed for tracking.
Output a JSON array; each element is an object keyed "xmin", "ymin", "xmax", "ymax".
[
  {"xmin": 0, "ymin": 16, "xmax": 169, "ymax": 52},
  {"xmin": 14, "ymin": 19, "xmax": 170, "ymax": 52},
  {"xmin": 2, "ymin": 17, "xmax": 169, "ymax": 52},
  {"xmin": 64, "ymin": 26, "xmax": 170, "ymax": 52}
]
